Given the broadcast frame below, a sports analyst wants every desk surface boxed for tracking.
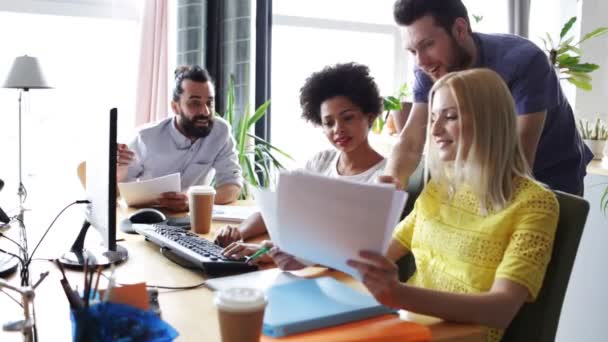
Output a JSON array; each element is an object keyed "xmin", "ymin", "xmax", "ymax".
[{"xmin": 0, "ymin": 204, "xmax": 485, "ymax": 342}]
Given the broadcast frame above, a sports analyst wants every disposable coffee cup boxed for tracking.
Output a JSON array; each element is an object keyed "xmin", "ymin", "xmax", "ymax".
[
  {"xmin": 187, "ymin": 185, "xmax": 215, "ymax": 234},
  {"xmin": 214, "ymin": 287, "xmax": 267, "ymax": 342}
]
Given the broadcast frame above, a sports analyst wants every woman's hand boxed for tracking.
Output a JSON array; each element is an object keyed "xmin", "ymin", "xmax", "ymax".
[
  {"xmin": 347, "ymin": 251, "xmax": 404, "ymax": 309},
  {"xmin": 221, "ymin": 241, "xmax": 273, "ymax": 264},
  {"xmin": 268, "ymin": 245, "xmax": 308, "ymax": 271},
  {"xmin": 214, "ymin": 225, "xmax": 243, "ymax": 247}
]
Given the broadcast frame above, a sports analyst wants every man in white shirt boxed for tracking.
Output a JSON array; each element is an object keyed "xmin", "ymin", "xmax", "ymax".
[{"xmin": 117, "ymin": 66, "xmax": 242, "ymax": 211}]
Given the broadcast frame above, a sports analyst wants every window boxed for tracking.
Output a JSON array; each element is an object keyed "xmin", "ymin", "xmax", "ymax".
[
  {"xmin": 0, "ymin": 8, "xmax": 141, "ymax": 209},
  {"xmin": 271, "ymin": 0, "xmax": 407, "ymax": 167}
]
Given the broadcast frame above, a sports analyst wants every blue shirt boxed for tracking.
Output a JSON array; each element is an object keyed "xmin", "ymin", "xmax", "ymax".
[
  {"xmin": 126, "ymin": 116, "xmax": 243, "ymax": 192},
  {"xmin": 413, "ymin": 33, "xmax": 593, "ymax": 194}
]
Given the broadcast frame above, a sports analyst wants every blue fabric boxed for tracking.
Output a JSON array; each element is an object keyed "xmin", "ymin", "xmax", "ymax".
[
  {"xmin": 71, "ymin": 303, "xmax": 179, "ymax": 342},
  {"xmin": 413, "ymin": 33, "xmax": 592, "ymax": 194}
]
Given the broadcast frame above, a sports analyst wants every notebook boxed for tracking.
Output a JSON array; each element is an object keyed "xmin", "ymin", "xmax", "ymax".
[{"xmin": 262, "ymin": 276, "xmax": 395, "ymax": 337}]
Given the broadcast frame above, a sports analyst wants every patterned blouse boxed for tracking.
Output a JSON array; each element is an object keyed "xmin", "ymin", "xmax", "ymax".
[{"xmin": 393, "ymin": 176, "xmax": 559, "ymax": 341}]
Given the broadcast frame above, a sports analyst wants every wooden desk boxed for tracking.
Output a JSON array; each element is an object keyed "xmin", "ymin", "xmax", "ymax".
[{"xmin": 0, "ymin": 204, "xmax": 485, "ymax": 342}]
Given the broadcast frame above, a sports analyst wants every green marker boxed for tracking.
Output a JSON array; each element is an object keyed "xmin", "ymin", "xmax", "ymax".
[{"xmin": 246, "ymin": 246, "xmax": 271, "ymax": 263}]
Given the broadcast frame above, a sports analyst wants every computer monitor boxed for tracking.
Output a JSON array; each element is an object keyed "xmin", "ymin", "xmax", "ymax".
[{"xmin": 59, "ymin": 108, "xmax": 128, "ymax": 268}]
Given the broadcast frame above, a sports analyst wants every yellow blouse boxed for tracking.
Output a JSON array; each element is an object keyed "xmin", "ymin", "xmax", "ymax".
[{"xmin": 393, "ymin": 177, "xmax": 559, "ymax": 341}]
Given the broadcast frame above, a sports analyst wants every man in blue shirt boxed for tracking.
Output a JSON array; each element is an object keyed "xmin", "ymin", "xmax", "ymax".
[
  {"xmin": 117, "ymin": 66, "xmax": 243, "ymax": 210},
  {"xmin": 386, "ymin": 0, "xmax": 592, "ymax": 195}
]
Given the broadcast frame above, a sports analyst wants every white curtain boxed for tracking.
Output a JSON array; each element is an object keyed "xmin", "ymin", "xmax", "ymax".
[{"xmin": 134, "ymin": 0, "xmax": 168, "ymax": 126}]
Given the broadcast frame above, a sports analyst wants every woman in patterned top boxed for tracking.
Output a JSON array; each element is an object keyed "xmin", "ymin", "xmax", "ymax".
[{"xmin": 347, "ymin": 68, "xmax": 559, "ymax": 341}]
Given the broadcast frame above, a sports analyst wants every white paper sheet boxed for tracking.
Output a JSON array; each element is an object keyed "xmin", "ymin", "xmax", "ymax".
[
  {"xmin": 118, "ymin": 173, "xmax": 181, "ymax": 206},
  {"xmin": 205, "ymin": 268, "xmax": 302, "ymax": 292},
  {"xmin": 212, "ymin": 205, "xmax": 259, "ymax": 222},
  {"xmin": 256, "ymin": 171, "xmax": 408, "ymax": 279}
]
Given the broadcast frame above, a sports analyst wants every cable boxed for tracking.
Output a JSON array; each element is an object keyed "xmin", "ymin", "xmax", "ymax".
[
  {"xmin": 0, "ymin": 247, "xmax": 25, "ymax": 265},
  {"xmin": 100, "ymin": 267, "xmax": 207, "ymax": 291},
  {"xmin": 0, "ymin": 288, "xmax": 23, "ymax": 308},
  {"xmin": 0, "ymin": 232, "xmax": 26, "ymax": 254},
  {"xmin": 26, "ymin": 200, "xmax": 89, "ymax": 268}
]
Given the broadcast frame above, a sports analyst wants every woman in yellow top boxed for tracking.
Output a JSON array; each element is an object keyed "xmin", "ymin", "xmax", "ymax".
[{"xmin": 347, "ymin": 68, "xmax": 559, "ymax": 342}]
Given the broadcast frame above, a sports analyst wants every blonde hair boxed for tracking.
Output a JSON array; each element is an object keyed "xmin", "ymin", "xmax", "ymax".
[{"xmin": 426, "ymin": 68, "xmax": 531, "ymax": 212}]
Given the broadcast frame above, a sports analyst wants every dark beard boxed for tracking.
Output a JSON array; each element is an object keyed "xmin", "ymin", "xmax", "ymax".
[
  {"xmin": 447, "ymin": 36, "xmax": 473, "ymax": 73},
  {"xmin": 177, "ymin": 112, "xmax": 214, "ymax": 139}
]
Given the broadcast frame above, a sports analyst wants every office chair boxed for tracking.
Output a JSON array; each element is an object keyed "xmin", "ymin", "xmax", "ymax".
[
  {"xmin": 77, "ymin": 161, "xmax": 86, "ymax": 189},
  {"xmin": 396, "ymin": 160, "xmax": 425, "ymax": 281},
  {"xmin": 502, "ymin": 190, "xmax": 589, "ymax": 342}
]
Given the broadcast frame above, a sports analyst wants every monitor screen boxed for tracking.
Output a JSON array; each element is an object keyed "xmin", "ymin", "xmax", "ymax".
[{"xmin": 85, "ymin": 108, "xmax": 117, "ymax": 250}]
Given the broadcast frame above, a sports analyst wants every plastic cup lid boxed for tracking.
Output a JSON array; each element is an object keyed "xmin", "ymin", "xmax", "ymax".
[
  {"xmin": 214, "ymin": 287, "xmax": 267, "ymax": 312},
  {"xmin": 188, "ymin": 185, "xmax": 215, "ymax": 195}
]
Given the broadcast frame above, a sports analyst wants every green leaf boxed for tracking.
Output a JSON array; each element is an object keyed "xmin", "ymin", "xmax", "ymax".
[
  {"xmin": 556, "ymin": 54, "xmax": 580, "ymax": 66},
  {"xmin": 226, "ymin": 76, "xmax": 235, "ymax": 126},
  {"xmin": 563, "ymin": 71, "xmax": 592, "ymax": 81},
  {"xmin": 247, "ymin": 100, "xmax": 271, "ymax": 131},
  {"xmin": 601, "ymin": 185, "xmax": 608, "ymax": 216},
  {"xmin": 560, "ymin": 16, "xmax": 577, "ymax": 40},
  {"xmin": 383, "ymin": 96, "xmax": 401, "ymax": 111},
  {"xmin": 545, "ymin": 32, "xmax": 555, "ymax": 49},
  {"xmin": 568, "ymin": 63, "xmax": 600, "ymax": 73},
  {"xmin": 248, "ymin": 133, "xmax": 293, "ymax": 160},
  {"xmin": 556, "ymin": 44, "xmax": 582, "ymax": 55},
  {"xmin": 539, "ymin": 37, "xmax": 550, "ymax": 51},
  {"xmin": 578, "ymin": 27, "xmax": 608, "ymax": 45},
  {"xmin": 566, "ymin": 77, "xmax": 592, "ymax": 90}
]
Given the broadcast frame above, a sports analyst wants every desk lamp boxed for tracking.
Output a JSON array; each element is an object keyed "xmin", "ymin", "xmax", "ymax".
[{"xmin": 3, "ymin": 55, "xmax": 52, "ymax": 285}]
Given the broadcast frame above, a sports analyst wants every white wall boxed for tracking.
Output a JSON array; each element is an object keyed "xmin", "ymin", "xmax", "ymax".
[
  {"xmin": 575, "ymin": 0, "xmax": 608, "ymax": 121},
  {"xmin": 0, "ymin": 0, "xmax": 140, "ymax": 20}
]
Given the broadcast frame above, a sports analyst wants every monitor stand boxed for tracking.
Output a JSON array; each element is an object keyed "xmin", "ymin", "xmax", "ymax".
[{"xmin": 58, "ymin": 220, "xmax": 128, "ymax": 268}]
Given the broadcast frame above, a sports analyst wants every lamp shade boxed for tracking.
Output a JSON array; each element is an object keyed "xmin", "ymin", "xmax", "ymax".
[{"xmin": 3, "ymin": 55, "xmax": 51, "ymax": 90}]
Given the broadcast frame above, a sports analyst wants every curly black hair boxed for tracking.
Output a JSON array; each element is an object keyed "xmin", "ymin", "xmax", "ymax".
[
  {"xmin": 393, "ymin": 0, "xmax": 471, "ymax": 34},
  {"xmin": 172, "ymin": 65, "xmax": 213, "ymax": 102},
  {"xmin": 299, "ymin": 63, "xmax": 382, "ymax": 126}
]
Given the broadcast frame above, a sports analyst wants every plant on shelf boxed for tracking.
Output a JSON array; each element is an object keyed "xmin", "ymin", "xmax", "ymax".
[
  {"xmin": 221, "ymin": 76, "xmax": 292, "ymax": 199},
  {"xmin": 577, "ymin": 117, "xmax": 608, "ymax": 160},
  {"xmin": 541, "ymin": 16, "xmax": 608, "ymax": 90},
  {"xmin": 373, "ymin": 83, "xmax": 410, "ymax": 135}
]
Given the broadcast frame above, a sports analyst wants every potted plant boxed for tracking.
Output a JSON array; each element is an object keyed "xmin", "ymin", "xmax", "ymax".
[
  {"xmin": 541, "ymin": 16, "xmax": 608, "ymax": 90},
  {"xmin": 577, "ymin": 118, "xmax": 608, "ymax": 159},
  {"xmin": 373, "ymin": 83, "xmax": 410, "ymax": 135},
  {"xmin": 220, "ymin": 76, "xmax": 292, "ymax": 199}
]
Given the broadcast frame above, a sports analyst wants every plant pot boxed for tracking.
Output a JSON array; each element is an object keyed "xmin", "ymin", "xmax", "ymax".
[{"xmin": 583, "ymin": 139, "xmax": 607, "ymax": 160}]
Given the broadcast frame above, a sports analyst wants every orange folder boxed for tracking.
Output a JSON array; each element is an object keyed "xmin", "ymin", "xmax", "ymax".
[{"xmin": 260, "ymin": 314, "xmax": 432, "ymax": 342}]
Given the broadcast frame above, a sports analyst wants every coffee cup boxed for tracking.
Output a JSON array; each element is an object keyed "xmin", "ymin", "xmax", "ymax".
[
  {"xmin": 214, "ymin": 287, "xmax": 267, "ymax": 342},
  {"xmin": 187, "ymin": 185, "xmax": 215, "ymax": 234}
]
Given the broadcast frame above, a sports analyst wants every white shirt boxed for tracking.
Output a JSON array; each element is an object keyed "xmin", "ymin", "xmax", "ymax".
[
  {"xmin": 304, "ymin": 149, "xmax": 386, "ymax": 183},
  {"xmin": 126, "ymin": 116, "xmax": 243, "ymax": 191}
]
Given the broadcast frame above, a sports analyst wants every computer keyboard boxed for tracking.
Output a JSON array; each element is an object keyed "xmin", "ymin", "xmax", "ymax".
[{"xmin": 133, "ymin": 223, "xmax": 257, "ymax": 275}]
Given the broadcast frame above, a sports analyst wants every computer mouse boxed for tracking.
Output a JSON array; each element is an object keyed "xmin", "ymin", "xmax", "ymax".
[{"xmin": 119, "ymin": 208, "xmax": 167, "ymax": 234}]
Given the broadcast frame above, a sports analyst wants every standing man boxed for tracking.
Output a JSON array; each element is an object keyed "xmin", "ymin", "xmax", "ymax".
[
  {"xmin": 386, "ymin": 0, "xmax": 592, "ymax": 195},
  {"xmin": 117, "ymin": 65, "xmax": 243, "ymax": 210}
]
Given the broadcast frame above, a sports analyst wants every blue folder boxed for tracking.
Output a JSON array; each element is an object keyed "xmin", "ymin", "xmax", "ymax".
[{"xmin": 262, "ymin": 276, "xmax": 396, "ymax": 337}]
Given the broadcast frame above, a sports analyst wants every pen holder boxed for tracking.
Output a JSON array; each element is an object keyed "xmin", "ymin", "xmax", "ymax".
[{"xmin": 70, "ymin": 302, "xmax": 178, "ymax": 342}]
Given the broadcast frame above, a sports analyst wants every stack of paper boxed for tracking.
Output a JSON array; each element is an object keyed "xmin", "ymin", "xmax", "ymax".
[
  {"xmin": 254, "ymin": 171, "xmax": 408, "ymax": 279},
  {"xmin": 118, "ymin": 173, "xmax": 181, "ymax": 207}
]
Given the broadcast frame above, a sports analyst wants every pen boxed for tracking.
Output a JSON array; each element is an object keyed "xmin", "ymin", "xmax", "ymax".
[{"xmin": 246, "ymin": 246, "xmax": 271, "ymax": 263}]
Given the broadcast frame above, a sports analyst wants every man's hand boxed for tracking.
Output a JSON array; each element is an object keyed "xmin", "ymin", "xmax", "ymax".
[
  {"xmin": 347, "ymin": 251, "xmax": 404, "ymax": 309},
  {"xmin": 157, "ymin": 192, "xmax": 189, "ymax": 212},
  {"xmin": 214, "ymin": 225, "xmax": 243, "ymax": 247},
  {"xmin": 117, "ymin": 143, "xmax": 135, "ymax": 182}
]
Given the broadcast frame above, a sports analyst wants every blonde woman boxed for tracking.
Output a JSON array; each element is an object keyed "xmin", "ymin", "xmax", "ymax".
[{"xmin": 347, "ymin": 69, "xmax": 559, "ymax": 342}]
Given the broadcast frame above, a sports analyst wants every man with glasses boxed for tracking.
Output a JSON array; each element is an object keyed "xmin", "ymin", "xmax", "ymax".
[
  {"xmin": 386, "ymin": 0, "xmax": 592, "ymax": 195},
  {"xmin": 117, "ymin": 65, "xmax": 242, "ymax": 211}
]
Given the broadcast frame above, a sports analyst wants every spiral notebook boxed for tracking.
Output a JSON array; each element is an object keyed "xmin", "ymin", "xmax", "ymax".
[{"xmin": 262, "ymin": 276, "xmax": 395, "ymax": 337}]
